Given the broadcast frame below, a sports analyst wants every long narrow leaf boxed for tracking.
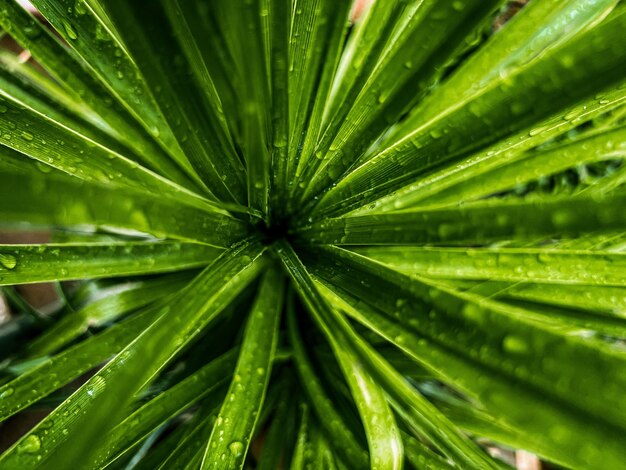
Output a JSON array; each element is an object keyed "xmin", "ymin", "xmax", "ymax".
[
  {"xmin": 313, "ymin": 8, "xmax": 626, "ymax": 217},
  {"xmin": 276, "ymin": 241, "xmax": 404, "ymax": 470},
  {"xmin": 27, "ymin": 272, "xmax": 194, "ymax": 357},
  {"xmin": 304, "ymin": 246, "xmax": 626, "ymax": 468},
  {"xmin": 0, "ymin": 0, "xmax": 191, "ymax": 185},
  {"xmin": 96, "ymin": 351, "xmax": 235, "ymax": 467},
  {"xmin": 286, "ymin": 296, "xmax": 369, "ymax": 469},
  {"xmin": 0, "ymin": 169, "xmax": 250, "ymax": 246},
  {"xmin": 0, "ymin": 241, "xmax": 220, "ymax": 286},
  {"xmin": 202, "ymin": 267, "xmax": 284, "ymax": 469},
  {"xmin": 0, "ymin": 242, "xmax": 265, "ymax": 469},
  {"xmin": 353, "ymin": 246, "xmax": 626, "ymax": 286},
  {"xmin": 103, "ymin": 0, "xmax": 247, "ymax": 204},
  {"xmin": 296, "ymin": 194, "xmax": 626, "ymax": 245},
  {"xmin": 29, "ymin": 0, "xmax": 195, "ymax": 180}
]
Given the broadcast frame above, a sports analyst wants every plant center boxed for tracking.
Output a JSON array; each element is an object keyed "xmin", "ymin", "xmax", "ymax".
[{"xmin": 256, "ymin": 218, "xmax": 291, "ymax": 245}]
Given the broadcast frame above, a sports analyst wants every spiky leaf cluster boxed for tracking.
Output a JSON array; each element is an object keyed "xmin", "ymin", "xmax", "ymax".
[{"xmin": 0, "ymin": 1, "xmax": 625, "ymax": 469}]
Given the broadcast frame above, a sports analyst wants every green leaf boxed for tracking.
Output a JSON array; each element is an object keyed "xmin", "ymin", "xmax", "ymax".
[
  {"xmin": 276, "ymin": 240, "xmax": 404, "ymax": 470},
  {"xmin": 0, "ymin": 241, "xmax": 221, "ymax": 286},
  {"xmin": 313, "ymin": 7, "xmax": 626, "ymax": 217},
  {"xmin": 0, "ymin": 242, "xmax": 265, "ymax": 469},
  {"xmin": 26, "ymin": 272, "xmax": 194, "ymax": 357},
  {"xmin": 352, "ymin": 246, "xmax": 626, "ymax": 286},
  {"xmin": 304, "ymin": 245, "xmax": 626, "ymax": 469},
  {"xmin": 286, "ymin": 294, "xmax": 369, "ymax": 469},
  {"xmin": 296, "ymin": 194, "xmax": 626, "ymax": 245},
  {"xmin": 0, "ymin": 0, "xmax": 192, "ymax": 186},
  {"xmin": 426, "ymin": 279, "xmax": 626, "ymax": 338},
  {"xmin": 289, "ymin": 402, "xmax": 311, "ymax": 470},
  {"xmin": 297, "ymin": 0, "xmax": 503, "ymax": 204},
  {"xmin": 208, "ymin": 0, "xmax": 273, "ymax": 212},
  {"xmin": 288, "ymin": 241, "xmax": 502, "ymax": 468},
  {"xmin": 256, "ymin": 373, "xmax": 300, "ymax": 470},
  {"xmin": 401, "ymin": 431, "xmax": 455, "ymax": 470},
  {"xmin": 96, "ymin": 351, "xmax": 236, "ymax": 467},
  {"xmin": 0, "ymin": 301, "xmax": 160, "ymax": 421},
  {"xmin": 285, "ymin": 0, "xmax": 352, "ymax": 215},
  {"xmin": 28, "ymin": 0, "xmax": 197, "ymax": 181},
  {"xmin": 396, "ymin": 125, "xmax": 626, "ymax": 208},
  {"xmin": 306, "ymin": 423, "xmax": 341, "ymax": 470},
  {"xmin": 364, "ymin": 83, "xmax": 626, "ymax": 214},
  {"xmin": 102, "ymin": 0, "xmax": 247, "ymax": 204},
  {"xmin": 201, "ymin": 267, "xmax": 284, "ymax": 470},
  {"xmin": 0, "ymin": 169, "xmax": 250, "ymax": 246},
  {"xmin": 0, "ymin": 52, "xmax": 138, "ymax": 161},
  {"xmin": 492, "ymin": 282, "xmax": 626, "ymax": 317},
  {"xmin": 267, "ymin": 0, "xmax": 290, "ymax": 217},
  {"xmin": 154, "ymin": 399, "xmax": 221, "ymax": 469},
  {"xmin": 390, "ymin": 0, "xmax": 620, "ymax": 143},
  {"xmin": 159, "ymin": 0, "xmax": 241, "ymax": 146},
  {"xmin": 0, "ymin": 90, "xmax": 229, "ymax": 212}
]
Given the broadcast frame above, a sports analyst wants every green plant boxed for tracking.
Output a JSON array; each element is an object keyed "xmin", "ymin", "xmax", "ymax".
[{"xmin": 0, "ymin": 0, "xmax": 625, "ymax": 468}]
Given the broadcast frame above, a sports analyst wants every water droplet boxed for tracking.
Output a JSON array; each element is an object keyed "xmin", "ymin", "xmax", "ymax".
[
  {"xmin": 0, "ymin": 104, "xmax": 7, "ymax": 113},
  {"xmin": 502, "ymin": 335, "xmax": 529, "ymax": 354},
  {"xmin": 0, "ymin": 253, "xmax": 17, "ymax": 270},
  {"xmin": 63, "ymin": 20, "xmax": 78, "ymax": 40},
  {"xmin": 74, "ymin": 0, "xmax": 87, "ymax": 15},
  {"xmin": 429, "ymin": 129, "xmax": 443, "ymax": 139},
  {"xmin": 563, "ymin": 108, "xmax": 582, "ymax": 121},
  {"xmin": 20, "ymin": 131, "xmax": 34, "ymax": 141},
  {"xmin": 0, "ymin": 387, "xmax": 14, "ymax": 398},
  {"xmin": 228, "ymin": 440, "xmax": 244, "ymax": 457},
  {"xmin": 17, "ymin": 435, "xmax": 41, "ymax": 454},
  {"xmin": 529, "ymin": 126, "xmax": 547, "ymax": 137},
  {"xmin": 36, "ymin": 161, "xmax": 53, "ymax": 173},
  {"xmin": 377, "ymin": 91, "xmax": 390, "ymax": 104}
]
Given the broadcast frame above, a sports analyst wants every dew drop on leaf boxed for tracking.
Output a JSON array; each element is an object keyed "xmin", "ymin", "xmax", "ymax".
[
  {"xmin": 74, "ymin": 0, "xmax": 87, "ymax": 15},
  {"xmin": 528, "ymin": 125, "xmax": 549, "ymax": 136},
  {"xmin": 35, "ymin": 162, "xmax": 53, "ymax": 174},
  {"xmin": 62, "ymin": 20, "xmax": 78, "ymax": 40},
  {"xmin": 563, "ymin": 108, "xmax": 583, "ymax": 121},
  {"xmin": 452, "ymin": 1, "xmax": 465, "ymax": 11},
  {"xmin": 502, "ymin": 335, "xmax": 529, "ymax": 354},
  {"xmin": 0, "ymin": 387, "xmax": 14, "ymax": 398},
  {"xmin": 228, "ymin": 440, "xmax": 244, "ymax": 457},
  {"xmin": 0, "ymin": 253, "xmax": 17, "ymax": 270},
  {"xmin": 20, "ymin": 131, "xmax": 34, "ymax": 141},
  {"xmin": 17, "ymin": 435, "xmax": 41, "ymax": 454}
]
